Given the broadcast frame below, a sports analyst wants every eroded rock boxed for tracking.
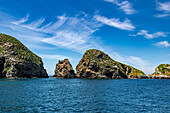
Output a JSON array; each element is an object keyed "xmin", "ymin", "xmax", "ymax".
[{"xmin": 53, "ymin": 59, "xmax": 75, "ymax": 78}]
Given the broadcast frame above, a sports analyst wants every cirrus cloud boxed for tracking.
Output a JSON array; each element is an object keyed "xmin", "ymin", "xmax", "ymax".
[
  {"xmin": 130, "ymin": 30, "xmax": 167, "ymax": 39},
  {"xmin": 104, "ymin": 0, "xmax": 136, "ymax": 14},
  {"xmin": 94, "ymin": 15, "xmax": 135, "ymax": 31},
  {"xmin": 155, "ymin": 1, "xmax": 170, "ymax": 18}
]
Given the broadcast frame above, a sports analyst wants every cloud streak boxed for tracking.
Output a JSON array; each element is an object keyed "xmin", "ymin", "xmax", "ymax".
[
  {"xmin": 155, "ymin": 41, "xmax": 170, "ymax": 47},
  {"xmin": 155, "ymin": 13, "xmax": 170, "ymax": 18},
  {"xmin": 12, "ymin": 14, "xmax": 29, "ymax": 25},
  {"xmin": 155, "ymin": 1, "xmax": 170, "ymax": 18},
  {"xmin": 94, "ymin": 15, "xmax": 135, "ymax": 31},
  {"xmin": 130, "ymin": 30, "xmax": 167, "ymax": 39},
  {"xmin": 11, "ymin": 14, "xmax": 104, "ymax": 53},
  {"xmin": 104, "ymin": 0, "xmax": 136, "ymax": 14}
]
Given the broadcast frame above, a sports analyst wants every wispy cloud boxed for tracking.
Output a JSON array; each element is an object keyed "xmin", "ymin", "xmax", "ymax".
[
  {"xmin": 12, "ymin": 14, "xmax": 29, "ymax": 25},
  {"xmin": 130, "ymin": 30, "xmax": 167, "ymax": 39},
  {"xmin": 156, "ymin": 1, "xmax": 170, "ymax": 12},
  {"xmin": 155, "ymin": 1, "xmax": 170, "ymax": 18},
  {"xmin": 13, "ymin": 16, "xmax": 46, "ymax": 32},
  {"xmin": 104, "ymin": 0, "xmax": 136, "ymax": 14},
  {"xmin": 155, "ymin": 41, "xmax": 170, "ymax": 47},
  {"xmin": 13, "ymin": 13, "xmax": 135, "ymax": 53},
  {"xmin": 41, "ymin": 15, "xmax": 103, "ymax": 53},
  {"xmin": 94, "ymin": 15, "xmax": 135, "ymax": 31},
  {"xmin": 10, "ymin": 13, "xmax": 104, "ymax": 53},
  {"xmin": 155, "ymin": 13, "xmax": 170, "ymax": 18}
]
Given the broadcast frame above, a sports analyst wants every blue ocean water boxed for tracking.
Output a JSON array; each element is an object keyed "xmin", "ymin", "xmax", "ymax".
[{"xmin": 0, "ymin": 78, "xmax": 169, "ymax": 113}]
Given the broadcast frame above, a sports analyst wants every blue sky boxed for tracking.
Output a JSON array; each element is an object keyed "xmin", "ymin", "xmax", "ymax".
[{"xmin": 0, "ymin": 0, "xmax": 170, "ymax": 75}]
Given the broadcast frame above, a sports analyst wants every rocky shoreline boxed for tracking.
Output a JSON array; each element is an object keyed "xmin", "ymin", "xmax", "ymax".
[
  {"xmin": 0, "ymin": 33, "xmax": 169, "ymax": 79},
  {"xmin": 53, "ymin": 49, "xmax": 170, "ymax": 79}
]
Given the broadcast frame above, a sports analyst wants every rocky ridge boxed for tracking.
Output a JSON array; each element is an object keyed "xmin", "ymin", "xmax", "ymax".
[
  {"xmin": 0, "ymin": 33, "xmax": 48, "ymax": 78},
  {"xmin": 76, "ymin": 49, "xmax": 147, "ymax": 79}
]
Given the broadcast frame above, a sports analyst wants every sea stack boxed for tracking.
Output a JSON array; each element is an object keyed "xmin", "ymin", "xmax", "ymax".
[
  {"xmin": 148, "ymin": 64, "xmax": 170, "ymax": 79},
  {"xmin": 76, "ymin": 49, "xmax": 146, "ymax": 79},
  {"xmin": 53, "ymin": 59, "xmax": 75, "ymax": 78},
  {"xmin": 0, "ymin": 33, "xmax": 48, "ymax": 78}
]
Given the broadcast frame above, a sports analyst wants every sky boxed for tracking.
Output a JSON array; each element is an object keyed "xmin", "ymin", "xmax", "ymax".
[{"xmin": 0, "ymin": 0, "xmax": 170, "ymax": 75}]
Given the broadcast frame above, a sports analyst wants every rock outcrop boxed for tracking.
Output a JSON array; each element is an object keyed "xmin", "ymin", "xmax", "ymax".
[
  {"xmin": 76, "ymin": 49, "xmax": 146, "ymax": 79},
  {"xmin": 53, "ymin": 59, "xmax": 75, "ymax": 78},
  {"xmin": 0, "ymin": 33, "xmax": 48, "ymax": 78},
  {"xmin": 148, "ymin": 64, "xmax": 170, "ymax": 79}
]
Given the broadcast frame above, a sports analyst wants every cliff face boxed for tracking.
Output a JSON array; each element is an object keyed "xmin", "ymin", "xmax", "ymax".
[
  {"xmin": 0, "ymin": 33, "xmax": 48, "ymax": 78},
  {"xmin": 76, "ymin": 49, "xmax": 146, "ymax": 79},
  {"xmin": 53, "ymin": 59, "xmax": 75, "ymax": 78},
  {"xmin": 149, "ymin": 64, "xmax": 170, "ymax": 79}
]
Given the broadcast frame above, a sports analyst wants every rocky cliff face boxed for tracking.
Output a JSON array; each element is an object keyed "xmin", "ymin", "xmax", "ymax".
[
  {"xmin": 0, "ymin": 33, "xmax": 48, "ymax": 78},
  {"xmin": 148, "ymin": 64, "xmax": 170, "ymax": 79},
  {"xmin": 76, "ymin": 49, "xmax": 146, "ymax": 79},
  {"xmin": 53, "ymin": 59, "xmax": 75, "ymax": 78}
]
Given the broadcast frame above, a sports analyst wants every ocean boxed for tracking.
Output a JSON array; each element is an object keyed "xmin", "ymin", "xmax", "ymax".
[{"xmin": 0, "ymin": 78, "xmax": 169, "ymax": 112}]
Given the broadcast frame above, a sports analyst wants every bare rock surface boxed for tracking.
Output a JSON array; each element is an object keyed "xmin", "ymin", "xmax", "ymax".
[{"xmin": 53, "ymin": 59, "xmax": 75, "ymax": 78}]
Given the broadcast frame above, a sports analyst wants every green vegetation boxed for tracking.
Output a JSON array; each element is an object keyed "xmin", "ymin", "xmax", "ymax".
[
  {"xmin": 0, "ymin": 47, "xmax": 3, "ymax": 52},
  {"xmin": 84, "ymin": 49, "xmax": 146, "ymax": 77},
  {"xmin": 85, "ymin": 49, "xmax": 115, "ymax": 67},
  {"xmin": 0, "ymin": 33, "xmax": 42, "ymax": 65},
  {"xmin": 4, "ymin": 66, "xmax": 12, "ymax": 72},
  {"xmin": 129, "ymin": 67, "xmax": 145, "ymax": 76},
  {"xmin": 158, "ymin": 64, "xmax": 170, "ymax": 72},
  {"xmin": 156, "ymin": 64, "xmax": 170, "ymax": 76}
]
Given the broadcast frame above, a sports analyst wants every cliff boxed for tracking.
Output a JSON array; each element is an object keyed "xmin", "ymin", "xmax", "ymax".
[
  {"xmin": 76, "ymin": 49, "xmax": 146, "ymax": 79},
  {"xmin": 0, "ymin": 33, "xmax": 48, "ymax": 78},
  {"xmin": 148, "ymin": 64, "xmax": 170, "ymax": 79},
  {"xmin": 53, "ymin": 59, "xmax": 75, "ymax": 78}
]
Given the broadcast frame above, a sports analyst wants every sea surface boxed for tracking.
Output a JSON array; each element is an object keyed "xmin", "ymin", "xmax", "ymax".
[{"xmin": 0, "ymin": 78, "xmax": 169, "ymax": 113}]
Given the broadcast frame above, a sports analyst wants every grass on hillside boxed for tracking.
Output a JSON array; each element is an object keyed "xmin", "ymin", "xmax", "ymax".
[{"xmin": 0, "ymin": 33, "xmax": 42, "ymax": 65}]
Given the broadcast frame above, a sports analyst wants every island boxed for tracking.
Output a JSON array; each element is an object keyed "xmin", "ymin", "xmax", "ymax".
[
  {"xmin": 76, "ymin": 49, "xmax": 147, "ymax": 79},
  {"xmin": 0, "ymin": 33, "xmax": 48, "ymax": 78}
]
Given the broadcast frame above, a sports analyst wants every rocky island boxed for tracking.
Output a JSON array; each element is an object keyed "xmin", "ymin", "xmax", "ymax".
[
  {"xmin": 76, "ymin": 49, "xmax": 147, "ymax": 79},
  {"xmin": 53, "ymin": 59, "xmax": 75, "ymax": 78},
  {"xmin": 0, "ymin": 33, "xmax": 48, "ymax": 78},
  {"xmin": 148, "ymin": 64, "xmax": 170, "ymax": 79}
]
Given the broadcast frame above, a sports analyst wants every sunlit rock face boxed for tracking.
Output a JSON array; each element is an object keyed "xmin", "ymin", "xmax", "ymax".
[{"xmin": 53, "ymin": 59, "xmax": 75, "ymax": 78}]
